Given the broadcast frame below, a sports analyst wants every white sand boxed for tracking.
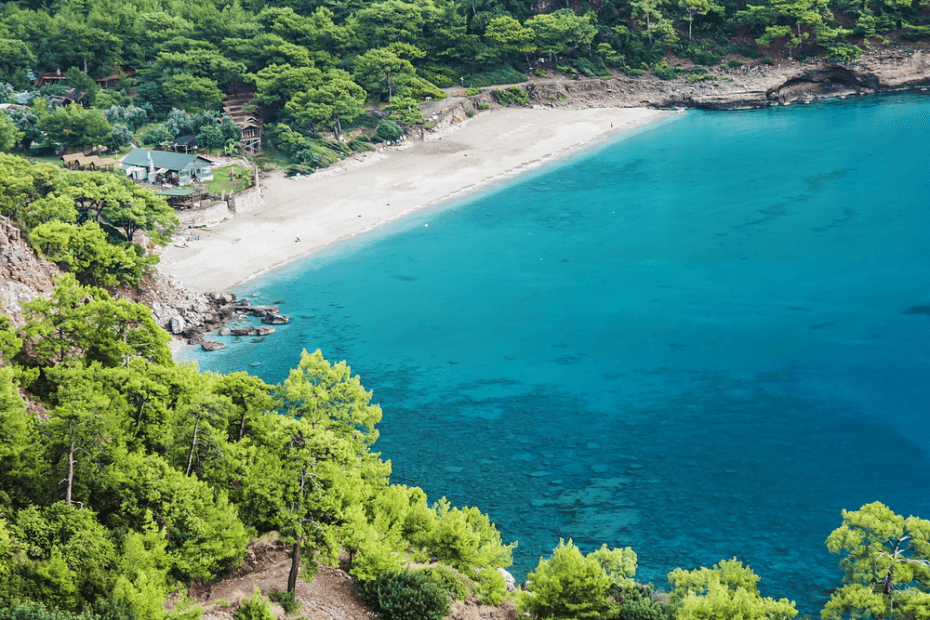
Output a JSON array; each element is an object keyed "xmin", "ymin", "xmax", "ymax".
[{"xmin": 158, "ymin": 107, "xmax": 668, "ymax": 293}]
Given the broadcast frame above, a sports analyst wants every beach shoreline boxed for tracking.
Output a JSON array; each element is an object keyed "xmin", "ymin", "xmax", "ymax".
[{"xmin": 157, "ymin": 107, "xmax": 670, "ymax": 294}]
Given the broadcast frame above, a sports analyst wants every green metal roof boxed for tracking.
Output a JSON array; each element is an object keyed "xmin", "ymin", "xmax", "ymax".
[
  {"xmin": 121, "ymin": 148, "xmax": 212, "ymax": 172},
  {"xmin": 157, "ymin": 188, "xmax": 196, "ymax": 197}
]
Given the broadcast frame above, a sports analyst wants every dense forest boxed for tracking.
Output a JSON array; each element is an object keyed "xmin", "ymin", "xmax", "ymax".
[{"xmin": 1, "ymin": 0, "xmax": 929, "ymax": 170}]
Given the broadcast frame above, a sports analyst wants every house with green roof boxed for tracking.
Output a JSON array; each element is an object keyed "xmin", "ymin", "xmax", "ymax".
[{"xmin": 121, "ymin": 148, "xmax": 214, "ymax": 186}]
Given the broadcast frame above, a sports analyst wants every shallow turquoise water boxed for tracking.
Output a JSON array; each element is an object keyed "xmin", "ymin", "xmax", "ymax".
[{"xmin": 184, "ymin": 94, "xmax": 930, "ymax": 613}]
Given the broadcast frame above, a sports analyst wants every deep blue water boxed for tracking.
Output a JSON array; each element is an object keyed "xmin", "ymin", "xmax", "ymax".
[{"xmin": 183, "ymin": 94, "xmax": 930, "ymax": 613}]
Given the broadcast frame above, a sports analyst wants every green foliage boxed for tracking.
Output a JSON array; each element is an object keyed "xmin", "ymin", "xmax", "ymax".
[
  {"xmin": 7, "ymin": 503, "xmax": 117, "ymax": 611},
  {"xmin": 267, "ymin": 590, "xmax": 298, "ymax": 614},
  {"xmin": 463, "ymin": 67, "xmax": 527, "ymax": 88},
  {"xmin": 426, "ymin": 498, "xmax": 513, "ymax": 571},
  {"xmin": 385, "ymin": 97, "xmax": 424, "ymax": 125},
  {"xmin": 824, "ymin": 42, "xmax": 864, "ymax": 61},
  {"xmin": 38, "ymin": 106, "xmax": 112, "ymax": 152},
  {"xmin": 521, "ymin": 539, "xmax": 620, "ymax": 620},
  {"xmin": 358, "ymin": 572, "xmax": 451, "ymax": 620},
  {"xmin": 822, "ymin": 502, "xmax": 930, "ymax": 620},
  {"xmin": 0, "ymin": 114, "xmax": 24, "ymax": 152},
  {"xmin": 492, "ymin": 86, "xmax": 529, "ymax": 106},
  {"xmin": 653, "ymin": 63, "xmax": 682, "ymax": 80},
  {"xmin": 414, "ymin": 565, "xmax": 472, "ymax": 601},
  {"xmin": 235, "ymin": 588, "xmax": 275, "ymax": 620},
  {"xmin": 31, "ymin": 222, "xmax": 153, "ymax": 287},
  {"xmin": 0, "ymin": 601, "xmax": 99, "ymax": 620},
  {"xmin": 20, "ymin": 275, "xmax": 172, "ymax": 368},
  {"xmin": 616, "ymin": 584, "xmax": 679, "ymax": 620},
  {"xmin": 668, "ymin": 558, "xmax": 798, "ymax": 620},
  {"xmin": 475, "ymin": 567, "xmax": 506, "ymax": 605},
  {"xmin": 464, "ymin": 87, "xmax": 481, "ymax": 96},
  {"xmin": 374, "ymin": 120, "xmax": 404, "ymax": 143}
]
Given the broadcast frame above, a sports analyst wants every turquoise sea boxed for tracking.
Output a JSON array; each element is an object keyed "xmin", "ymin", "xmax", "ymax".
[{"xmin": 183, "ymin": 94, "xmax": 930, "ymax": 613}]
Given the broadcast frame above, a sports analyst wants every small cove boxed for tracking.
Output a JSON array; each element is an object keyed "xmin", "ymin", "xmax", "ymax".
[{"xmin": 183, "ymin": 94, "xmax": 930, "ymax": 613}]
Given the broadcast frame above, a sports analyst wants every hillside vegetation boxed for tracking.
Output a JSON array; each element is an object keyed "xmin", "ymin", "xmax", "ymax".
[{"xmin": 1, "ymin": 0, "xmax": 928, "ymax": 171}]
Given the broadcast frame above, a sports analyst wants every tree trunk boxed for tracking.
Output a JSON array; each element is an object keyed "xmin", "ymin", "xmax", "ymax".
[
  {"xmin": 238, "ymin": 410, "xmax": 247, "ymax": 441},
  {"xmin": 185, "ymin": 417, "xmax": 200, "ymax": 476},
  {"xmin": 65, "ymin": 437, "xmax": 75, "ymax": 505},
  {"xmin": 387, "ymin": 73, "xmax": 393, "ymax": 102},
  {"xmin": 333, "ymin": 115, "xmax": 342, "ymax": 141},
  {"xmin": 287, "ymin": 541, "xmax": 301, "ymax": 593}
]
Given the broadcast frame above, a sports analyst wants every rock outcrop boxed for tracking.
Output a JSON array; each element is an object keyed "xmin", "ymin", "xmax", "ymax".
[
  {"xmin": 434, "ymin": 50, "xmax": 930, "ymax": 118},
  {"xmin": 0, "ymin": 216, "xmax": 60, "ymax": 326}
]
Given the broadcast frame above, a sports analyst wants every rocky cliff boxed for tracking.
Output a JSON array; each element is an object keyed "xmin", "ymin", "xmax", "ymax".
[
  {"xmin": 0, "ymin": 216, "xmax": 59, "ymax": 327},
  {"xmin": 0, "ymin": 215, "xmax": 224, "ymax": 338}
]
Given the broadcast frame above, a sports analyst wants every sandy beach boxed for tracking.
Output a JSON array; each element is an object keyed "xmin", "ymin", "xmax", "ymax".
[{"xmin": 158, "ymin": 107, "xmax": 668, "ymax": 293}]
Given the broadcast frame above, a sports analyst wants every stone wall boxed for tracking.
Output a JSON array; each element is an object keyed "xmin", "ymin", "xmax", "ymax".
[
  {"xmin": 228, "ymin": 185, "xmax": 263, "ymax": 214},
  {"xmin": 175, "ymin": 201, "xmax": 230, "ymax": 228}
]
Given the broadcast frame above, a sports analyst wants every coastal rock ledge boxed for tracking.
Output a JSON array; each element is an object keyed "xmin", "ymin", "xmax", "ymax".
[{"xmin": 436, "ymin": 50, "xmax": 930, "ymax": 115}]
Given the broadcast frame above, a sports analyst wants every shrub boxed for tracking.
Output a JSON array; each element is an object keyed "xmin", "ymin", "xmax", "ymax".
[
  {"xmin": 0, "ymin": 602, "xmax": 98, "ymax": 620},
  {"xmin": 761, "ymin": 57, "xmax": 774, "ymax": 65},
  {"xmin": 623, "ymin": 67, "xmax": 647, "ymax": 77},
  {"xmin": 268, "ymin": 589, "xmax": 298, "ymax": 614},
  {"xmin": 463, "ymin": 66, "xmax": 526, "ymax": 88},
  {"xmin": 427, "ymin": 499, "xmax": 514, "ymax": 572},
  {"xmin": 476, "ymin": 102, "xmax": 490, "ymax": 110},
  {"xmin": 824, "ymin": 42, "xmax": 863, "ymax": 62},
  {"xmin": 475, "ymin": 567, "xmax": 506, "ymax": 606},
  {"xmin": 235, "ymin": 588, "xmax": 275, "ymax": 620},
  {"xmin": 616, "ymin": 584, "xmax": 679, "ymax": 620},
  {"xmin": 726, "ymin": 60, "xmax": 744, "ymax": 69},
  {"xmin": 415, "ymin": 565, "xmax": 471, "ymax": 601},
  {"xmin": 520, "ymin": 539, "xmax": 628, "ymax": 620},
  {"xmin": 357, "ymin": 572, "xmax": 451, "ymax": 620},
  {"xmin": 374, "ymin": 120, "xmax": 404, "ymax": 143},
  {"xmin": 492, "ymin": 86, "xmax": 529, "ymax": 106},
  {"xmin": 464, "ymin": 87, "xmax": 481, "ymax": 96}
]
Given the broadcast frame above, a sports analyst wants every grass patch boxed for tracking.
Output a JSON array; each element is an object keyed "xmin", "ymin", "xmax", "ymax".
[{"xmin": 200, "ymin": 164, "xmax": 252, "ymax": 195}]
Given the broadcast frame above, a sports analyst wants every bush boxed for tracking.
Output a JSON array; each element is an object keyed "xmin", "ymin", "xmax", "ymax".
[
  {"xmin": 415, "ymin": 565, "xmax": 471, "ymax": 601},
  {"xmin": 0, "ymin": 602, "xmax": 98, "ymax": 620},
  {"xmin": 347, "ymin": 137, "xmax": 374, "ymax": 153},
  {"xmin": 358, "ymin": 572, "xmax": 451, "ymax": 620},
  {"xmin": 268, "ymin": 589, "xmax": 298, "ymax": 614},
  {"xmin": 726, "ymin": 60, "xmax": 744, "ymax": 69},
  {"xmin": 520, "ymin": 539, "xmax": 620, "ymax": 620},
  {"xmin": 761, "ymin": 57, "xmax": 774, "ymax": 65},
  {"xmin": 492, "ymin": 86, "xmax": 529, "ymax": 106},
  {"xmin": 463, "ymin": 66, "xmax": 526, "ymax": 88},
  {"xmin": 616, "ymin": 584, "xmax": 679, "ymax": 620},
  {"xmin": 374, "ymin": 120, "xmax": 404, "ymax": 143},
  {"xmin": 476, "ymin": 102, "xmax": 490, "ymax": 110},
  {"xmin": 824, "ymin": 42, "xmax": 863, "ymax": 62},
  {"xmin": 464, "ymin": 87, "xmax": 481, "ymax": 96},
  {"xmin": 235, "ymin": 588, "xmax": 275, "ymax": 620},
  {"xmin": 475, "ymin": 567, "xmax": 506, "ymax": 606}
]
